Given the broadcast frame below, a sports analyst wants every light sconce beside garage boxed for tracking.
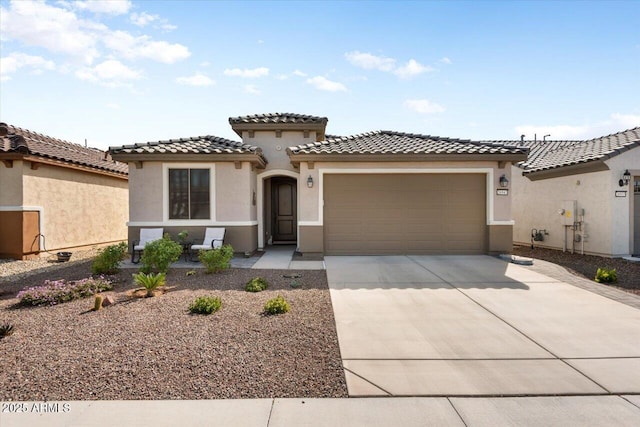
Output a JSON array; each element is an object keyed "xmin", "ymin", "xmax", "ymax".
[
  {"xmin": 307, "ymin": 175, "xmax": 314, "ymax": 188},
  {"xmin": 499, "ymin": 174, "xmax": 509, "ymax": 188},
  {"xmin": 619, "ymin": 169, "xmax": 631, "ymax": 187}
]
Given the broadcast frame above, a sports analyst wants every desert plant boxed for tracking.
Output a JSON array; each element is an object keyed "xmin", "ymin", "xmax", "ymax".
[
  {"xmin": 0, "ymin": 323, "xmax": 15, "ymax": 338},
  {"xmin": 198, "ymin": 244, "xmax": 234, "ymax": 274},
  {"xmin": 189, "ymin": 296, "xmax": 222, "ymax": 315},
  {"xmin": 140, "ymin": 234, "xmax": 182, "ymax": 273},
  {"xmin": 264, "ymin": 295, "xmax": 290, "ymax": 315},
  {"xmin": 133, "ymin": 272, "xmax": 166, "ymax": 297},
  {"xmin": 93, "ymin": 295, "xmax": 104, "ymax": 311},
  {"xmin": 177, "ymin": 230, "xmax": 189, "ymax": 242},
  {"xmin": 245, "ymin": 277, "xmax": 269, "ymax": 292},
  {"xmin": 17, "ymin": 277, "xmax": 113, "ymax": 306},
  {"xmin": 595, "ymin": 267, "xmax": 617, "ymax": 283},
  {"xmin": 91, "ymin": 242, "xmax": 128, "ymax": 275},
  {"xmin": 186, "ymin": 270, "xmax": 197, "ymax": 276}
]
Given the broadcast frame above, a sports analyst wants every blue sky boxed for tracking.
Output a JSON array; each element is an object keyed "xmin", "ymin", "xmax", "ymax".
[{"xmin": 1, "ymin": 0, "xmax": 639, "ymax": 150}]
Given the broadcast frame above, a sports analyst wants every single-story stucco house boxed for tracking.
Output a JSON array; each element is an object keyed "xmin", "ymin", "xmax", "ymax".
[
  {"xmin": 0, "ymin": 123, "xmax": 129, "ymax": 259},
  {"xmin": 492, "ymin": 127, "xmax": 639, "ymax": 257},
  {"xmin": 109, "ymin": 113, "xmax": 527, "ymax": 257}
]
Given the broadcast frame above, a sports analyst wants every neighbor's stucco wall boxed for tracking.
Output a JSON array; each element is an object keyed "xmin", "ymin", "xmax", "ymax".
[
  {"xmin": 297, "ymin": 160, "xmax": 513, "ymax": 224},
  {"xmin": 0, "ymin": 160, "xmax": 24, "ymax": 206},
  {"xmin": 242, "ymin": 130, "xmax": 316, "ymax": 172},
  {"xmin": 21, "ymin": 162, "xmax": 128, "ymax": 251},
  {"xmin": 511, "ymin": 165, "xmax": 614, "ymax": 256}
]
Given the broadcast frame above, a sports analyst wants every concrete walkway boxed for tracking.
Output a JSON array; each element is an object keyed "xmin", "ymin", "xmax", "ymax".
[{"xmin": 325, "ymin": 255, "xmax": 640, "ymax": 397}]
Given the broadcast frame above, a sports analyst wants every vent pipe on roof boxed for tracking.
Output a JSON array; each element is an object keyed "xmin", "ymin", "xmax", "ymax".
[
  {"xmin": 543, "ymin": 134, "xmax": 551, "ymax": 142},
  {"xmin": 85, "ymin": 138, "xmax": 87, "ymax": 148},
  {"xmin": 520, "ymin": 134, "xmax": 525, "ymax": 147}
]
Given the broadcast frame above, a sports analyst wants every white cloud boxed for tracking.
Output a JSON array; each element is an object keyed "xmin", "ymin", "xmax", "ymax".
[
  {"xmin": 130, "ymin": 11, "xmax": 157, "ymax": 27},
  {"xmin": 176, "ymin": 73, "xmax": 215, "ymax": 87},
  {"xmin": 404, "ymin": 99, "xmax": 445, "ymax": 114},
  {"xmin": 394, "ymin": 59, "xmax": 433, "ymax": 79},
  {"xmin": 76, "ymin": 59, "xmax": 141, "ymax": 86},
  {"xmin": 243, "ymin": 84, "xmax": 260, "ymax": 95},
  {"xmin": 0, "ymin": 52, "xmax": 55, "ymax": 81},
  {"xmin": 345, "ymin": 51, "xmax": 396, "ymax": 71},
  {"xmin": 106, "ymin": 102, "xmax": 120, "ymax": 109},
  {"xmin": 515, "ymin": 113, "xmax": 640, "ymax": 140},
  {"xmin": 306, "ymin": 76, "xmax": 347, "ymax": 92},
  {"xmin": 103, "ymin": 30, "xmax": 190, "ymax": 63},
  {"xmin": 72, "ymin": 1, "xmax": 132, "ymax": 15},
  {"xmin": 275, "ymin": 74, "xmax": 289, "ymax": 80},
  {"xmin": 439, "ymin": 57, "xmax": 452, "ymax": 64},
  {"xmin": 223, "ymin": 67, "xmax": 269, "ymax": 78},
  {"xmin": 292, "ymin": 69, "xmax": 307, "ymax": 77}
]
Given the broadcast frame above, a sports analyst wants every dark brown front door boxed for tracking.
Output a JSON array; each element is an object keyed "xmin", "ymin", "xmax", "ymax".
[{"xmin": 272, "ymin": 178, "xmax": 297, "ymax": 243}]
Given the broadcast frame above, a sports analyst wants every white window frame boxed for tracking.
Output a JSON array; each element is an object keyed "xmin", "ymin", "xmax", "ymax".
[{"xmin": 162, "ymin": 163, "xmax": 216, "ymax": 226}]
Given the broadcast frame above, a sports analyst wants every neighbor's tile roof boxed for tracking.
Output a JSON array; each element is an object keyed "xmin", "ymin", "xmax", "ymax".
[
  {"xmin": 109, "ymin": 135, "xmax": 263, "ymax": 156},
  {"xmin": 487, "ymin": 127, "xmax": 640, "ymax": 173},
  {"xmin": 0, "ymin": 123, "xmax": 128, "ymax": 175},
  {"xmin": 289, "ymin": 130, "xmax": 527, "ymax": 155},
  {"xmin": 229, "ymin": 112, "xmax": 328, "ymax": 125}
]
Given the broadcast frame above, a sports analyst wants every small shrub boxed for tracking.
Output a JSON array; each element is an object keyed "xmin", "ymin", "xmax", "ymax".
[
  {"xmin": 140, "ymin": 234, "xmax": 182, "ymax": 273},
  {"xmin": 17, "ymin": 277, "xmax": 113, "ymax": 306},
  {"xmin": 91, "ymin": 242, "xmax": 128, "ymax": 275},
  {"xmin": 133, "ymin": 272, "xmax": 166, "ymax": 297},
  {"xmin": 245, "ymin": 277, "xmax": 269, "ymax": 292},
  {"xmin": 264, "ymin": 295, "xmax": 290, "ymax": 315},
  {"xmin": 189, "ymin": 296, "xmax": 222, "ymax": 315},
  {"xmin": 199, "ymin": 244, "xmax": 234, "ymax": 274},
  {"xmin": 595, "ymin": 267, "xmax": 617, "ymax": 283},
  {"xmin": 0, "ymin": 323, "xmax": 15, "ymax": 338},
  {"xmin": 177, "ymin": 230, "xmax": 189, "ymax": 242},
  {"xmin": 186, "ymin": 270, "xmax": 197, "ymax": 276}
]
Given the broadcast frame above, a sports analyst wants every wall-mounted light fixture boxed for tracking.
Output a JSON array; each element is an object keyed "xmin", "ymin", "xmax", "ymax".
[
  {"xmin": 619, "ymin": 169, "xmax": 631, "ymax": 187},
  {"xmin": 307, "ymin": 175, "xmax": 314, "ymax": 188},
  {"xmin": 499, "ymin": 174, "xmax": 509, "ymax": 188}
]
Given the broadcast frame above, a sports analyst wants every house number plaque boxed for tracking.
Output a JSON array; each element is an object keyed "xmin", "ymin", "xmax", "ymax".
[{"xmin": 496, "ymin": 189, "xmax": 509, "ymax": 196}]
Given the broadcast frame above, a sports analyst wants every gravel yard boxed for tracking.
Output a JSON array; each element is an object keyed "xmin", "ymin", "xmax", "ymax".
[
  {"xmin": 512, "ymin": 245, "xmax": 640, "ymax": 295},
  {"xmin": 0, "ymin": 260, "xmax": 347, "ymax": 400}
]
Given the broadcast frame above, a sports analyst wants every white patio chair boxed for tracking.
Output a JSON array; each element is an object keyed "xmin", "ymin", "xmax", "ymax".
[
  {"xmin": 131, "ymin": 228, "xmax": 163, "ymax": 263},
  {"xmin": 190, "ymin": 227, "xmax": 225, "ymax": 261}
]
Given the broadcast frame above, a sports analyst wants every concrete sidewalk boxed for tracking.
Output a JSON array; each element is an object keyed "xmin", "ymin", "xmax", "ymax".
[{"xmin": 3, "ymin": 396, "xmax": 639, "ymax": 426}]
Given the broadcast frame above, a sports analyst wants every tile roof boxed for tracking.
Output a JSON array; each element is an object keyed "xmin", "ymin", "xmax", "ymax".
[
  {"xmin": 486, "ymin": 127, "xmax": 640, "ymax": 173},
  {"xmin": 109, "ymin": 135, "xmax": 263, "ymax": 156},
  {"xmin": 229, "ymin": 113, "xmax": 328, "ymax": 125},
  {"xmin": 0, "ymin": 123, "xmax": 128, "ymax": 175},
  {"xmin": 289, "ymin": 130, "xmax": 527, "ymax": 156}
]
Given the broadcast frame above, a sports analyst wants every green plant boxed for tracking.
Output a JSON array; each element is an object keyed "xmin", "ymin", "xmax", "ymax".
[
  {"xmin": 133, "ymin": 272, "xmax": 166, "ymax": 297},
  {"xmin": 189, "ymin": 296, "xmax": 222, "ymax": 315},
  {"xmin": 186, "ymin": 270, "xmax": 197, "ymax": 276},
  {"xmin": 140, "ymin": 234, "xmax": 182, "ymax": 273},
  {"xmin": 17, "ymin": 277, "xmax": 113, "ymax": 306},
  {"xmin": 198, "ymin": 244, "xmax": 234, "ymax": 274},
  {"xmin": 264, "ymin": 295, "xmax": 290, "ymax": 315},
  {"xmin": 91, "ymin": 242, "xmax": 128, "ymax": 275},
  {"xmin": 595, "ymin": 267, "xmax": 618, "ymax": 283},
  {"xmin": 0, "ymin": 323, "xmax": 15, "ymax": 338},
  {"xmin": 93, "ymin": 295, "xmax": 104, "ymax": 311},
  {"xmin": 178, "ymin": 230, "xmax": 189, "ymax": 242},
  {"xmin": 245, "ymin": 277, "xmax": 269, "ymax": 292}
]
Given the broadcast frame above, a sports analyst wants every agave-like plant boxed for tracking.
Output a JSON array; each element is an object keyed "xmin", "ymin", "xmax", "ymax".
[
  {"xmin": 0, "ymin": 323, "xmax": 15, "ymax": 338},
  {"xmin": 133, "ymin": 272, "xmax": 166, "ymax": 297}
]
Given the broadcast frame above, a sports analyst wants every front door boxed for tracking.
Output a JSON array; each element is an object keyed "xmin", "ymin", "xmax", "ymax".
[{"xmin": 272, "ymin": 178, "xmax": 297, "ymax": 243}]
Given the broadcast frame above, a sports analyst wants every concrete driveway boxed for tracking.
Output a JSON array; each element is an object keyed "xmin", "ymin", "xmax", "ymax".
[{"xmin": 325, "ymin": 255, "xmax": 640, "ymax": 396}]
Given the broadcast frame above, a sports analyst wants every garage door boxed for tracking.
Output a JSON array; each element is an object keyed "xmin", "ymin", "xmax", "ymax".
[{"xmin": 324, "ymin": 174, "xmax": 487, "ymax": 255}]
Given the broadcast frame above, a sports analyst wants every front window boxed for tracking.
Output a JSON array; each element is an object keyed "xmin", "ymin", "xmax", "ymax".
[{"xmin": 168, "ymin": 168, "xmax": 210, "ymax": 219}]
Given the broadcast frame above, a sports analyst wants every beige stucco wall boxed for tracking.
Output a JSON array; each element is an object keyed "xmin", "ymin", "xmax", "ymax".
[
  {"xmin": 0, "ymin": 160, "xmax": 24, "ymax": 205},
  {"xmin": 243, "ymin": 130, "xmax": 316, "ymax": 172},
  {"xmin": 128, "ymin": 162, "xmax": 163, "ymax": 222},
  {"xmin": 21, "ymin": 162, "xmax": 128, "ymax": 251},
  {"xmin": 297, "ymin": 160, "xmax": 513, "ymax": 224},
  {"xmin": 606, "ymin": 147, "xmax": 640, "ymax": 255},
  {"xmin": 216, "ymin": 162, "xmax": 253, "ymax": 221}
]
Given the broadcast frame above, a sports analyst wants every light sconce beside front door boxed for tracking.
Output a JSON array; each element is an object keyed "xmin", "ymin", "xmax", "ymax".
[
  {"xmin": 307, "ymin": 175, "xmax": 314, "ymax": 188},
  {"xmin": 499, "ymin": 174, "xmax": 509, "ymax": 188},
  {"xmin": 619, "ymin": 169, "xmax": 631, "ymax": 187}
]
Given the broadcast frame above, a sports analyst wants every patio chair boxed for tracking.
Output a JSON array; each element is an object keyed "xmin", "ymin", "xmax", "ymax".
[
  {"xmin": 131, "ymin": 228, "xmax": 163, "ymax": 264},
  {"xmin": 190, "ymin": 227, "xmax": 226, "ymax": 261}
]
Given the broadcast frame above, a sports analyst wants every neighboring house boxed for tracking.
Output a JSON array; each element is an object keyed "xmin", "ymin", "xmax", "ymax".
[
  {"xmin": 493, "ymin": 127, "xmax": 640, "ymax": 257},
  {"xmin": 0, "ymin": 123, "xmax": 129, "ymax": 259},
  {"xmin": 109, "ymin": 113, "xmax": 527, "ymax": 257}
]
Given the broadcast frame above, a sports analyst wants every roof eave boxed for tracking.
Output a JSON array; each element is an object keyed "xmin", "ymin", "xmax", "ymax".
[
  {"xmin": 0, "ymin": 153, "xmax": 128, "ymax": 179},
  {"xmin": 110, "ymin": 152, "xmax": 267, "ymax": 168},
  {"xmin": 288, "ymin": 152, "xmax": 528, "ymax": 166},
  {"xmin": 523, "ymin": 159, "xmax": 609, "ymax": 181},
  {"xmin": 230, "ymin": 122, "xmax": 327, "ymax": 139}
]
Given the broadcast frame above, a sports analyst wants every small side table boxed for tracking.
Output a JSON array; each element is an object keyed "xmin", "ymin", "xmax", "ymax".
[{"xmin": 179, "ymin": 241, "xmax": 192, "ymax": 261}]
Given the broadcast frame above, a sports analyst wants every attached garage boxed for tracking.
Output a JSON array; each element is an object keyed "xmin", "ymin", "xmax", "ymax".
[{"xmin": 323, "ymin": 173, "xmax": 487, "ymax": 255}]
